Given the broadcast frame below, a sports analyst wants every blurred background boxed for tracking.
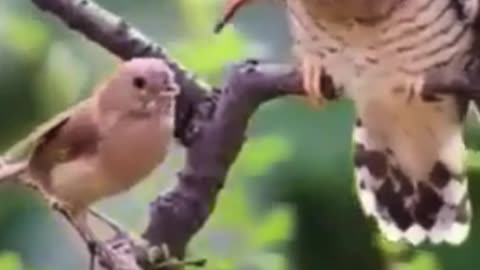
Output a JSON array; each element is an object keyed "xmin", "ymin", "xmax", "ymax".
[{"xmin": 2, "ymin": 0, "xmax": 480, "ymax": 269}]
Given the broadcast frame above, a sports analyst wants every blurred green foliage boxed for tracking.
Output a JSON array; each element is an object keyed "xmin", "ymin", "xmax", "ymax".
[
  {"xmin": 2, "ymin": 1, "xmax": 480, "ymax": 270},
  {"xmin": 0, "ymin": 252, "xmax": 27, "ymax": 270}
]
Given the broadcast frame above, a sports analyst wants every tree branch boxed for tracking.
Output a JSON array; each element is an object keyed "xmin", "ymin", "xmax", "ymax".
[
  {"xmin": 143, "ymin": 61, "xmax": 301, "ymax": 258},
  {"xmin": 28, "ymin": 0, "xmax": 304, "ymax": 267}
]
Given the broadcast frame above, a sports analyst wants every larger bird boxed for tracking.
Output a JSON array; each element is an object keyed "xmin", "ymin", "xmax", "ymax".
[{"xmin": 217, "ymin": 0, "xmax": 480, "ymax": 245}]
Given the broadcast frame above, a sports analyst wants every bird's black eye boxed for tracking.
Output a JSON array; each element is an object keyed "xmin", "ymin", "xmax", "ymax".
[{"xmin": 133, "ymin": 76, "xmax": 146, "ymax": 89}]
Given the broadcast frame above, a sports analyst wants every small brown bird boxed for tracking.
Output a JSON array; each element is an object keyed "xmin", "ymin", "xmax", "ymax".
[
  {"xmin": 217, "ymin": 0, "xmax": 478, "ymax": 245},
  {"xmin": 27, "ymin": 58, "xmax": 179, "ymax": 242}
]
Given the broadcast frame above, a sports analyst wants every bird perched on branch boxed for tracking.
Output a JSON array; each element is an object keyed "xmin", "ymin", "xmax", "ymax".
[
  {"xmin": 26, "ymin": 58, "xmax": 179, "ymax": 244},
  {"xmin": 216, "ymin": 0, "xmax": 480, "ymax": 245}
]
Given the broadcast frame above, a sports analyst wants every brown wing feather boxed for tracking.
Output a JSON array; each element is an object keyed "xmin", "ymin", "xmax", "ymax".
[{"xmin": 28, "ymin": 100, "xmax": 101, "ymax": 188}]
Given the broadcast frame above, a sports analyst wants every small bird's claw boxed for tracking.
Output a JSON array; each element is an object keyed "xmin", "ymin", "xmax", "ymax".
[{"xmin": 146, "ymin": 243, "xmax": 206, "ymax": 269}]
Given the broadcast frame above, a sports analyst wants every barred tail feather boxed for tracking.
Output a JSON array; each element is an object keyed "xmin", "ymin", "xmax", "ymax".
[{"xmin": 353, "ymin": 119, "xmax": 471, "ymax": 245}]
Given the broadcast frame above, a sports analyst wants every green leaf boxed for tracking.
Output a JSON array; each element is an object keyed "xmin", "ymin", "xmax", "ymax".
[
  {"xmin": 0, "ymin": 252, "xmax": 23, "ymax": 270},
  {"xmin": 376, "ymin": 235, "xmax": 407, "ymax": 258},
  {"xmin": 253, "ymin": 206, "xmax": 293, "ymax": 247},
  {"xmin": 409, "ymin": 251, "xmax": 441, "ymax": 270},
  {"xmin": 235, "ymin": 135, "xmax": 291, "ymax": 177},
  {"xmin": 170, "ymin": 27, "xmax": 247, "ymax": 78},
  {"xmin": 243, "ymin": 252, "xmax": 288, "ymax": 270},
  {"xmin": 467, "ymin": 150, "xmax": 480, "ymax": 172},
  {"xmin": 33, "ymin": 42, "xmax": 88, "ymax": 115},
  {"xmin": 2, "ymin": 13, "xmax": 50, "ymax": 62}
]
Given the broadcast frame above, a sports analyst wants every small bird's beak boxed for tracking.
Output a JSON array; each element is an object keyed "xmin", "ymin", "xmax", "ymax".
[
  {"xmin": 214, "ymin": 0, "xmax": 252, "ymax": 34},
  {"xmin": 159, "ymin": 85, "xmax": 180, "ymax": 98},
  {"xmin": 144, "ymin": 86, "xmax": 178, "ymax": 112}
]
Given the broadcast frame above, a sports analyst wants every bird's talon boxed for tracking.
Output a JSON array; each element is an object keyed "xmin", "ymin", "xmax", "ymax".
[
  {"xmin": 301, "ymin": 58, "xmax": 326, "ymax": 107},
  {"xmin": 410, "ymin": 77, "xmax": 426, "ymax": 96}
]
